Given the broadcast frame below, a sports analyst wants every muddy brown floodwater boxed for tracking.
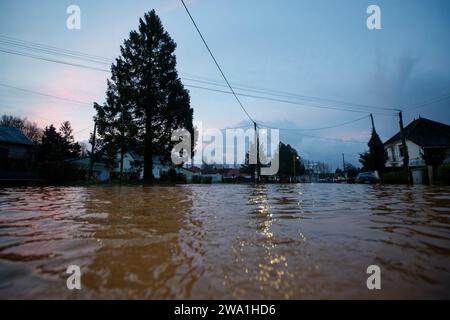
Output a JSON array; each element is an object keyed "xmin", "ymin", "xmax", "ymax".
[{"xmin": 0, "ymin": 184, "xmax": 449, "ymax": 299}]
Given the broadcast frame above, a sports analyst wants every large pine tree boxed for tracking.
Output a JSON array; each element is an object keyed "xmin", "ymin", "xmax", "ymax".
[
  {"xmin": 95, "ymin": 10, "xmax": 194, "ymax": 182},
  {"xmin": 359, "ymin": 128, "xmax": 386, "ymax": 174}
]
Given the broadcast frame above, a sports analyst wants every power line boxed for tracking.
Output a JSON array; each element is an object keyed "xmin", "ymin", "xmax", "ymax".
[
  {"xmin": 0, "ymin": 48, "xmax": 110, "ymax": 73},
  {"xmin": 0, "ymin": 35, "xmax": 444, "ymax": 148},
  {"xmin": 258, "ymin": 115, "xmax": 370, "ymax": 131},
  {"xmin": 4, "ymin": 34, "xmax": 447, "ymax": 117},
  {"xmin": 182, "ymin": 76, "xmax": 399, "ymax": 112},
  {"xmin": 220, "ymin": 124, "xmax": 253, "ymax": 130},
  {"xmin": 282, "ymin": 130, "xmax": 368, "ymax": 144},
  {"xmin": 0, "ymin": 34, "xmax": 112, "ymax": 63},
  {"xmin": 8, "ymin": 33, "xmax": 440, "ymax": 149},
  {"xmin": 0, "ymin": 38, "xmax": 112, "ymax": 66},
  {"xmin": 0, "ymin": 80, "xmax": 370, "ymax": 137},
  {"xmin": 179, "ymin": 0, "xmax": 255, "ymax": 124},
  {"xmin": 0, "ymin": 82, "xmax": 92, "ymax": 106},
  {"xmin": 255, "ymin": 122, "xmax": 368, "ymax": 143},
  {"xmin": 0, "ymin": 83, "xmax": 371, "ymax": 147},
  {"xmin": 1, "ymin": 45, "xmax": 389, "ymax": 115},
  {"xmin": 0, "ymin": 35, "xmax": 399, "ymax": 115},
  {"xmin": 184, "ymin": 83, "xmax": 395, "ymax": 115},
  {"xmin": 3, "ymin": 35, "xmax": 446, "ymax": 149},
  {"xmin": 0, "ymin": 80, "xmax": 375, "ymax": 147},
  {"xmin": 404, "ymin": 92, "xmax": 450, "ymax": 113}
]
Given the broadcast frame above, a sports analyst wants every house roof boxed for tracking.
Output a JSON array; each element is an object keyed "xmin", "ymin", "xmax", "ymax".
[
  {"xmin": 222, "ymin": 169, "xmax": 248, "ymax": 177},
  {"xmin": 384, "ymin": 117, "xmax": 450, "ymax": 148},
  {"xmin": 68, "ymin": 157, "xmax": 109, "ymax": 170},
  {"xmin": 0, "ymin": 126, "xmax": 34, "ymax": 146},
  {"xmin": 201, "ymin": 168, "xmax": 221, "ymax": 175},
  {"xmin": 183, "ymin": 166, "xmax": 202, "ymax": 173},
  {"xmin": 128, "ymin": 151, "xmax": 144, "ymax": 162}
]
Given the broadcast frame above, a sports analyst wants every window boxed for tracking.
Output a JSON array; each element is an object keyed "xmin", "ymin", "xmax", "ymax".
[{"xmin": 390, "ymin": 147, "xmax": 397, "ymax": 162}]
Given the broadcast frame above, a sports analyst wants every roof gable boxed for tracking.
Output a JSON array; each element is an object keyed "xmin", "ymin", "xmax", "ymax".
[
  {"xmin": 384, "ymin": 117, "xmax": 450, "ymax": 148},
  {"xmin": 0, "ymin": 126, "xmax": 34, "ymax": 146}
]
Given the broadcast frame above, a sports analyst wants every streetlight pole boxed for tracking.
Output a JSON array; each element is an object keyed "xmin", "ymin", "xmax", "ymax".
[
  {"xmin": 292, "ymin": 155, "xmax": 300, "ymax": 183},
  {"xmin": 254, "ymin": 121, "xmax": 259, "ymax": 183},
  {"xmin": 293, "ymin": 154, "xmax": 296, "ymax": 182},
  {"xmin": 89, "ymin": 120, "xmax": 97, "ymax": 180}
]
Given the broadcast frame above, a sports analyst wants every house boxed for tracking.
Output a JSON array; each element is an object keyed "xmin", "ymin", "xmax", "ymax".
[
  {"xmin": 177, "ymin": 167, "xmax": 201, "ymax": 183},
  {"xmin": 111, "ymin": 152, "xmax": 144, "ymax": 180},
  {"xmin": 0, "ymin": 126, "xmax": 35, "ymax": 180},
  {"xmin": 219, "ymin": 168, "xmax": 252, "ymax": 182},
  {"xmin": 151, "ymin": 156, "xmax": 174, "ymax": 180},
  {"xmin": 67, "ymin": 157, "xmax": 110, "ymax": 181},
  {"xmin": 68, "ymin": 151, "xmax": 174, "ymax": 181},
  {"xmin": 110, "ymin": 152, "xmax": 172, "ymax": 180},
  {"xmin": 384, "ymin": 117, "xmax": 450, "ymax": 184},
  {"xmin": 200, "ymin": 167, "xmax": 224, "ymax": 183}
]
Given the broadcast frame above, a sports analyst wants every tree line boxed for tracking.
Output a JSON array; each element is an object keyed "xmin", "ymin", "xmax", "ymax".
[
  {"xmin": 1, "ymin": 115, "xmax": 83, "ymax": 182},
  {"xmin": 3, "ymin": 10, "xmax": 195, "ymax": 183}
]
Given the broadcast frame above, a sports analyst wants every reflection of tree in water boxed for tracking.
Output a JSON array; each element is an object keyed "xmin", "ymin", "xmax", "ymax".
[{"xmin": 81, "ymin": 185, "xmax": 194, "ymax": 299}]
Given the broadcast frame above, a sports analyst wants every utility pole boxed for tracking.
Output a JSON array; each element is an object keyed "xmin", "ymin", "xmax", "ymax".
[
  {"xmin": 292, "ymin": 154, "xmax": 296, "ymax": 182},
  {"xmin": 308, "ymin": 160, "xmax": 312, "ymax": 183},
  {"xmin": 254, "ymin": 122, "xmax": 259, "ymax": 183},
  {"xmin": 370, "ymin": 113, "xmax": 375, "ymax": 132},
  {"xmin": 89, "ymin": 120, "xmax": 97, "ymax": 180},
  {"xmin": 398, "ymin": 111, "xmax": 411, "ymax": 184},
  {"xmin": 342, "ymin": 153, "xmax": 346, "ymax": 177}
]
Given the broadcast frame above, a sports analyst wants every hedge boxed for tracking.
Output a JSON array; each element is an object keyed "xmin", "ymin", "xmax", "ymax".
[{"xmin": 382, "ymin": 171, "xmax": 409, "ymax": 184}]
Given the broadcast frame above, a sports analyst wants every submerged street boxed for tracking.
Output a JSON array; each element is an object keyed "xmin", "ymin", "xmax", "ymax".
[{"xmin": 0, "ymin": 184, "xmax": 449, "ymax": 299}]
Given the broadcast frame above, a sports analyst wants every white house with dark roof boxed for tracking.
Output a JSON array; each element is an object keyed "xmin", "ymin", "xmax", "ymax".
[{"xmin": 384, "ymin": 117, "xmax": 450, "ymax": 183}]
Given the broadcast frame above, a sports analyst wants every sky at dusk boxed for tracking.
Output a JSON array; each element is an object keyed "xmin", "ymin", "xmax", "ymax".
[{"xmin": 0, "ymin": 0, "xmax": 449, "ymax": 168}]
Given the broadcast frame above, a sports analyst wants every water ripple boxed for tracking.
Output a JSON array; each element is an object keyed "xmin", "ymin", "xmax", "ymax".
[{"xmin": 0, "ymin": 184, "xmax": 449, "ymax": 299}]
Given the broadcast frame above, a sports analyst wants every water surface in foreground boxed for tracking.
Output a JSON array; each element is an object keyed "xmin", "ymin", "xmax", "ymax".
[{"xmin": 0, "ymin": 184, "xmax": 449, "ymax": 299}]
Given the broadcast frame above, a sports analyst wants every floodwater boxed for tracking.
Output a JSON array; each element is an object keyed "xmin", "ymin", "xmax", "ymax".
[{"xmin": 0, "ymin": 184, "xmax": 449, "ymax": 299}]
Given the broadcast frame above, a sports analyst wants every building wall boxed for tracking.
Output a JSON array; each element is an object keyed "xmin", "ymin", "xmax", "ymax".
[
  {"xmin": 203, "ymin": 173, "xmax": 223, "ymax": 183},
  {"xmin": 69, "ymin": 157, "xmax": 111, "ymax": 181},
  {"xmin": 176, "ymin": 168, "xmax": 200, "ymax": 182},
  {"xmin": 0, "ymin": 142, "xmax": 32, "ymax": 160},
  {"xmin": 153, "ymin": 163, "xmax": 167, "ymax": 179},
  {"xmin": 112, "ymin": 153, "xmax": 138, "ymax": 174},
  {"xmin": 411, "ymin": 168, "xmax": 427, "ymax": 184},
  {"xmin": 385, "ymin": 140, "xmax": 425, "ymax": 168},
  {"xmin": 112, "ymin": 153, "xmax": 170, "ymax": 180}
]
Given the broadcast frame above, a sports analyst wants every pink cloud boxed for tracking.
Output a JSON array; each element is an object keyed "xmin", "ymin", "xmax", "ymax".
[
  {"xmin": 38, "ymin": 68, "xmax": 106, "ymax": 104},
  {"xmin": 27, "ymin": 102, "xmax": 71, "ymax": 127},
  {"xmin": 23, "ymin": 68, "xmax": 106, "ymax": 140}
]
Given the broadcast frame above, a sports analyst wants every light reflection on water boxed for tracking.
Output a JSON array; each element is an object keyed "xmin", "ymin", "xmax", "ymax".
[{"xmin": 0, "ymin": 184, "xmax": 449, "ymax": 299}]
